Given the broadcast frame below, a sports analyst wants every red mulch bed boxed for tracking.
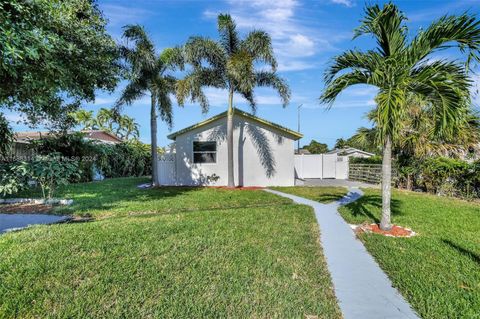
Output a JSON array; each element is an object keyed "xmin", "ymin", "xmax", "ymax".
[
  {"xmin": 209, "ymin": 186, "xmax": 265, "ymax": 190},
  {"xmin": 354, "ymin": 223, "xmax": 416, "ymax": 237},
  {"xmin": 0, "ymin": 203, "xmax": 53, "ymax": 214}
]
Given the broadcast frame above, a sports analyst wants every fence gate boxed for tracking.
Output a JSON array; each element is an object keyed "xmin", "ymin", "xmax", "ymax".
[
  {"xmin": 322, "ymin": 154, "xmax": 337, "ymax": 178},
  {"xmin": 157, "ymin": 154, "xmax": 176, "ymax": 185},
  {"xmin": 294, "ymin": 154, "xmax": 349, "ymax": 179}
]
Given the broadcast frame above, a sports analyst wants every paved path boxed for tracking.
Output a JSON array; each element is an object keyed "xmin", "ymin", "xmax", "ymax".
[
  {"xmin": 265, "ymin": 188, "xmax": 419, "ymax": 319},
  {"xmin": 0, "ymin": 214, "xmax": 68, "ymax": 234}
]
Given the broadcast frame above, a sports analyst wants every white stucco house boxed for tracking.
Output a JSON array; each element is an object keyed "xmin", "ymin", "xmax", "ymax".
[{"xmin": 160, "ymin": 109, "xmax": 302, "ymax": 187}]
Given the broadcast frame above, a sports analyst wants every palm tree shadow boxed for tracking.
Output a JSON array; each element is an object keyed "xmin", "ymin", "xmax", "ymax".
[
  {"xmin": 344, "ymin": 194, "xmax": 402, "ymax": 224},
  {"xmin": 442, "ymin": 239, "xmax": 480, "ymax": 265},
  {"xmin": 206, "ymin": 118, "xmax": 277, "ymax": 180}
]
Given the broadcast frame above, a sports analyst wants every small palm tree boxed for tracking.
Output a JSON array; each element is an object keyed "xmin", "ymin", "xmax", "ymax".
[
  {"xmin": 72, "ymin": 110, "xmax": 97, "ymax": 130},
  {"xmin": 177, "ymin": 13, "xmax": 290, "ymax": 187},
  {"xmin": 321, "ymin": 3, "xmax": 480, "ymax": 230},
  {"xmin": 117, "ymin": 115, "xmax": 140, "ymax": 140},
  {"xmin": 351, "ymin": 98, "xmax": 480, "ymax": 159},
  {"xmin": 116, "ymin": 25, "xmax": 178, "ymax": 187}
]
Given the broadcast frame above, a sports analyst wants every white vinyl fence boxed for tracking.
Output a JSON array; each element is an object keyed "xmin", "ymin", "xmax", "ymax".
[
  {"xmin": 294, "ymin": 154, "xmax": 349, "ymax": 179},
  {"xmin": 158, "ymin": 153, "xmax": 176, "ymax": 185}
]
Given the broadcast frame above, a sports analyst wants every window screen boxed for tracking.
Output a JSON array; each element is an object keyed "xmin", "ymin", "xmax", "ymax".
[{"xmin": 193, "ymin": 141, "xmax": 217, "ymax": 163}]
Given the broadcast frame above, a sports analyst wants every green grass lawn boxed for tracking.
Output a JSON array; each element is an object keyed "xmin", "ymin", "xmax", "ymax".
[
  {"xmin": 269, "ymin": 186, "xmax": 348, "ymax": 203},
  {"xmin": 7, "ymin": 177, "xmax": 292, "ymax": 218},
  {"xmin": 0, "ymin": 178, "xmax": 341, "ymax": 318},
  {"xmin": 338, "ymin": 189, "xmax": 480, "ymax": 319}
]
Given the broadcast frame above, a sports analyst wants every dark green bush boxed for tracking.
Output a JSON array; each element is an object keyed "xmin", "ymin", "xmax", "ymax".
[
  {"xmin": 416, "ymin": 157, "xmax": 479, "ymax": 198},
  {"xmin": 30, "ymin": 133, "xmax": 152, "ymax": 181},
  {"xmin": 349, "ymin": 155, "xmax": 382, "ymax": 164},
  {"xmin": 96, "ymin": 140, "xmax": 152, "ymax": 178},
  {"xmin": 31, "ymin": 132, "xmax": 97, "ymax": 182}
]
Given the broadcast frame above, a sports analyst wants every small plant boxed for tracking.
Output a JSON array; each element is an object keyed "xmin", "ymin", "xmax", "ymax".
[
  {"xmin": 0, "ymin": 161, "xmax": 30, "ymax": 196},
  {"xmin": 30, "ymin": 153, "xmax": 80, "ymax": 199}
]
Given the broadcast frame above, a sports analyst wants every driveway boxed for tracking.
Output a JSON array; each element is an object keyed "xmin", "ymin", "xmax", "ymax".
[{"xmin": 296, "ymin": 178, "xmax": 379, "ymax": 188}]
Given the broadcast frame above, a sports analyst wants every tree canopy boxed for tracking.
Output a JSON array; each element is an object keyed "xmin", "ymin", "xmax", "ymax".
[
  {"xmin": 0, "ymin": 0, "xmax": 120, "ymax": 132},
  {"xmin": 303, "ymin": 140, "xmax": 329, "ymax": 154}
]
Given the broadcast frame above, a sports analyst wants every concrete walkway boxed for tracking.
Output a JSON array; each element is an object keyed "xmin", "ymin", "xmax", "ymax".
[{"xmin": 265, "ymin": 188, "xmax": 419, "ymax": 319}]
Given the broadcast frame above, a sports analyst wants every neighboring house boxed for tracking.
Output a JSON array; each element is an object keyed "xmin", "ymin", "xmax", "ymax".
[
  {"xmin": 326, "ymin": 147, "xmax": 374, "ymax": 158},
  {"xmin": 11, "ymin": 130, "xmax": 122, "ymax": 158},
  {"xmin": 162, "ymin": 108, "xmax": 302, "ymax": 187},
  {"xmin": 15, "ymin": 130, "xmax": 122, "ymax": 145}
]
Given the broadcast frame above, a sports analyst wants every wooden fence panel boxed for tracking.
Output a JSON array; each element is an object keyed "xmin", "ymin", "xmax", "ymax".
[{"xmin": 349, "ymin": 164, "xmax": 382, "ymax": 184}]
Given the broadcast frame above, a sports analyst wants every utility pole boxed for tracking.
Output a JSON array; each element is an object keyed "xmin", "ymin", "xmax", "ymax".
[{"xmin": 297, "ymin": 104, "xmax": 302, "ymax": 153}]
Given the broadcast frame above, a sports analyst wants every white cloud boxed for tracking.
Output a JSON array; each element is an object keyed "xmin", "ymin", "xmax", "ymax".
[
  {"xmin": 204, "ymin": 0, "xmax": 341, "ymax": 72},
  {"xmin": 100, "ymin": 3, "xmax": 152, "ymax": 34},
  {"xmin": 344, "ymin": 86, "xmax": 378, "ymax": 97},
  {"xmin": 278, "ymin": 60, "xmax": 315, "ymax": 72},
  {"xmin": 4, "ymin": 113, "xmax": 25, "ymax": 123},
  {"xmin": 330, "ymin": 0, "xmax": 355, "ymax": 7},
  {"xmin": 181, "ymin": 87, "xmax": 291, "ymax": 108},
  {"xmin": 93, "ymin": 96, "xmax": 118, "ymax": 106}
]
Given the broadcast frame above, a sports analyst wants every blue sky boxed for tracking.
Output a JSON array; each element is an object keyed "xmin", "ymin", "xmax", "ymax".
[{"xmin": 6, "ymin": 0, "xmax": 480, "ymax": 148}]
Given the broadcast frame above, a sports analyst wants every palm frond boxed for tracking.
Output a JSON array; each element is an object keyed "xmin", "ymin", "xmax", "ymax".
[
  {"xmin": 115, "ymin": 79, "xmax": 147, "ymax": 110},
  {"xmin": 354, "ymin": 3, "xmax": 407, "ymax": 57},
  {"xmin": 241, "ymin": 30, "xmax": 277, "ymax": 70},
  {"xmin": 217, "ymin": 13, "xmax": 239, "ymax": 54},
  {"xmin": 321, "ymin": 71, "xmax": 372, "ymax": 105},
  {"xmin": 325, "ymin": 49, "xmax": 382, "ymax": 84},
  {"xmin": 255, "ymin": 71, "xmax": 290, "ymax": 107},
  {"xmin": 408, "ymin": 13, "xmax": 480, "ymax": 67},
  {"xmin": 184, "ymin": 36, "xmax": 226, "ymax": 70},
  {"xmin": 228, "ymin": 51, "xmax": 255, "ymax": 93}
]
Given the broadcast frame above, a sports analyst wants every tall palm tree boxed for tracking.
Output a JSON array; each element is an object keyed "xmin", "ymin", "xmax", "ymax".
[
  {"xmin": 321, "ymin": 3, "xmax": 480, "ymax": 230},
  {"xmin": 116, "ymin": 25, "xmax": 178, "ymax": 187},
  {"xmin": 176, "ymin": 13, "xmax": 290, "ymax": 187}
]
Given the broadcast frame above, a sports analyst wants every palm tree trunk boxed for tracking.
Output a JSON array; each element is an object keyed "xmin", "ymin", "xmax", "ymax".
[
  {"xmin": 380, "ymin": 135, "xmax": 393, "ymax": 230},
  {"xmin": 150, "ymin": 93, "xmax": 159, "ymax": 187},
  {"xmin": 226, "ymin": 87, "xmax": 235, "ymax": 188}
]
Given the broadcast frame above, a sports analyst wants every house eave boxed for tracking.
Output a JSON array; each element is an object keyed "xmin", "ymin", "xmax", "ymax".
[{"xmin": 167, "ymin": 108, "xmax": 303, "ymax": 140}]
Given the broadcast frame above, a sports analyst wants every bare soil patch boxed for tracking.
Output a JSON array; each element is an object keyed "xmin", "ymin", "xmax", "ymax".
[
  {"xmin": 353, "ymin": 223, "xmax": 416, "ymax": 237},
  {"xmin": 0, "ymin": 203, "xmax": 53, "ymax": 214}
]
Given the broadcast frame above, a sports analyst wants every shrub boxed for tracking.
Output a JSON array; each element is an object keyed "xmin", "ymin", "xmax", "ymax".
[
  {"xmin": 419, "ymin": 157, "xmax": 471, "ymax": 196},
  {"xmin": 0, "ymin": 161, "xmax": 30, "ymax": 196},
  {"xmin": 29, "ymin": 153, "xmax": 80, "ymax": 199},
  {"xmin": 349, "ymin": 155, "xmax": 382, "ymax": 164},
  {"xmin": 30, "ymin": 132, "xmax": 97, "ymax": 182},
  {"xmin": 96, "ymin": 141, "xmax": 152, "ymax": 178},
  {"xmin": 30, "ymin": 133, "xmax": 152, "ymax": 181}
]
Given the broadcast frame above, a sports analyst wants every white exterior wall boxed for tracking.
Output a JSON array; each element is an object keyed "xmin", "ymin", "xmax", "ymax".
[{"xmin": 173, "ymin": 115, "xmax": 295, "ymax": 186}]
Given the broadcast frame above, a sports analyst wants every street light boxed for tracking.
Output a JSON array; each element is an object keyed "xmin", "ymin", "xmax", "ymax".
[{"xmin": 297, "ymin": 104, "xmax": 303, "ymax": 153}]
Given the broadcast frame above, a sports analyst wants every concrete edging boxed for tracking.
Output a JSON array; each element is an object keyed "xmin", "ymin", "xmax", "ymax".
[{"xmin": 0, "ymin": 198, "xmax": 73, "ymax": 205}]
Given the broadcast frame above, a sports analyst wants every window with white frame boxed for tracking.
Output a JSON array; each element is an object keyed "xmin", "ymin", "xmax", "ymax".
[{"xmin": 193, "ymin": 141, "xmax": 217, "ymax": 163}]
